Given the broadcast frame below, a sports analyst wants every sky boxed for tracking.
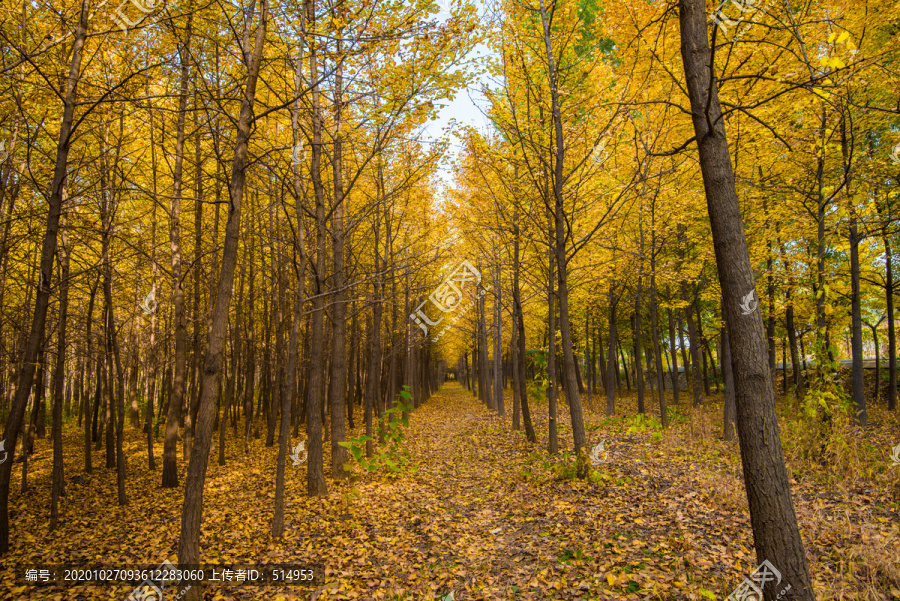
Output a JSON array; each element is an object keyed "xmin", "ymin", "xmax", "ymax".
[{"xmin": 421, "ymin": 0, "xmax": 496, "ymax": 191}]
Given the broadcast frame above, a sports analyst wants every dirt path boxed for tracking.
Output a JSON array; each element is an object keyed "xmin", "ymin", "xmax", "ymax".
[
  {"xmin": 309, "ymin": 383, "xmax": 751, "ymax": 600},
  {"xmin": 5, "ymin": 382, "xmax": 895, "ymax": 600}
]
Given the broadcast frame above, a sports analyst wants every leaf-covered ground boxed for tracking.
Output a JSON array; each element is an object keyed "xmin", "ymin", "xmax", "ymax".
[{"xmin": 1, "ymin": 382, "xmax": 899, "ymax": 600}]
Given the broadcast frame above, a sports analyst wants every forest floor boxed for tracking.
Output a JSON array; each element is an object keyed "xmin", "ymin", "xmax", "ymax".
[{"xmin": 1, "ymin": 382, "xmax": 900, "ymax": 600}]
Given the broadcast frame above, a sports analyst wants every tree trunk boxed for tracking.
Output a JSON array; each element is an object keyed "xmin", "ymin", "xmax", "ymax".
[
  {"xmin": 876, "ymin": 200, "xmax": 897, "ymax": 410},
  {"xmin": 304, "ymin": 0, "xmax": 328, "ymax": 497},
  {"xmin": 606, "ymin": 286, "xmax": 617, "ymax": 416},
  {"xmin": 162, "ymin": 17, "xmax": 193, "ymax": 487},
  {"xmin": 493, "ymin": 262, "xmax": 504, "ymax": 416},
  {"xmin": 849, "ymin": 215, "xmax": 866, "ymax": 427},
  {"xmin": 538, "ymin": 0, "xmax": 586, "ymax": 459},
  {"xmin": 0, "ymin": 0, "xmax": 88, "ymax": 555},
  {"xmin": 513, "ymin": 217, "xmax": 535, "ymax": 442},
  {"xmin": 678, "ymin": 2, "xmax": 815, "ymax": 596},
  {"xmin": 329, "ymin": 29, "xmax": 349, "ymax": 479},
  {"xmin": 177, "ymin": 3, "xmax": 267, "ymax": 596},
  {"xmin": 548, "ymin": 238, "xmax": 557, "ymax": 454},
  {"xmin": 479, "ymin": 286, "xmax": 490, "ymax": 408},
  {"xmin": 50, "ymin": 230, "xmax": 71, "ymax": 529},
  {"xmin": 650, "ymin": 267, "xmax": 667, "ymax": 427},
  {"xmin": 666, "ymin": 287, "xmax": 680, "ymax": 405}
]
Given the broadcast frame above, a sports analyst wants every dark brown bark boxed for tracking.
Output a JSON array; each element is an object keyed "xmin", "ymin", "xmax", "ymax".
[
  {"xmin": 513, "ymin": 217, "xmax": 535, "ymax": 443},
  {"xmin": 666, "ymin": 287, "xmax": 680, "ymax": 405},
  {"xmin": 678, "ymin": 2, "xmax": 815, "ymax": 596},
  {"xmin": 304, "ymin": 0, "xmax": 328, "ymax": 497},
  {"xmin": 162, "ymin": 16, "xmax": 193, "ymax": 487},
  {"xmin": 538, "ymin": 0, "xmax": 586, "ymax": 457},
  {"xmin": 493, "ymin": 263, "xmax": 504, "ymax": 416},
  {"xmin": 548, "ymin": 237, "xmax": 557, "ymax": 454},
  {"xmin": 780, "ymin": 242, "xmax": 804, "ymax": 399},
  {"xmin": 650, "ymin": 268, "xmax": 667, "ymax": 428},
  {"xmin": 722, "ymin": 318, "xmax": 735, "ymax": 441},
  {"xmin": 177, "ymin": 2, "xmax": 267, "ymax": 596},
  {"xmin": 875, "ymin": 199, "xmax": 897, "ymax": 410},
  {"xmin": 50, "ymin": 229, "xmax": 71, "ymax": 530},
  {"xmin": 0, "ymin": 0, "xmax": 88, "ymax": 554},
  {"xmin": 479, "ymin": 286, "xmax": 490, "ymax": 408},
  {"xmin": 329, "ymin": 27, "xmax": 349, "ymax": 479},
  {"xmin": 606, "ymin": 286, "xmax": 617, "ymax": 416}
]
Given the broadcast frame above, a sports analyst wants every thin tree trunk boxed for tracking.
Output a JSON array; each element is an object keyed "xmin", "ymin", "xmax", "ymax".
[
  {"xmin": 162, "ymin": 16, "xmax": 194, "ymax": 487},
  {"xmin": 875, "ymin": 199, "xmax": 897, "ymax": 410},
  {"xmin": 722, "ymin": 317, "xmax": 736, "ymax": 441},
  {"xmin": 329, "ymin": 28, "xmax": 349, "ymax": 479},
  {"xmin": 538, "ymin": 0, "xmax": 586, "ymax": 459},
  {"xmin": 304, "ymin": 0, "xmax": 328, "ymax": 497},
  {"xmin": 548, "ymin": 238, "xmax": 557, "ymax": 454},
  {"xmin": 50, "ymin": 228, "xmax": 71, "ymax": 529},
  {"xmin": 650, "ymin": 265, "xmax": 667, "ymax": 427},
  {"xmin": 512, "ymin": 214, "xmax": 535, "ymax": 442},
  {"xmin": 0, "ymin": 0, "xmax": 88, "ymax": 554},
  {"xmin": 177, "ymin": 3, "xmax": 267, "ymax": 596},
  {"xmin": 493, "ymin": 262, "xmax": 503, "ymax": 416},
  {"xmin": 666, "ymin": 287, "xmax": 680, "ymax": 405},
  {"xmin": 606, "ymin": 286, "xmax": 617, "ymax": 416}
]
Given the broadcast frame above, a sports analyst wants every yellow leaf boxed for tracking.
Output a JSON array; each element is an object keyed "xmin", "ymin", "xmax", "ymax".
[
  {"xmin": 827, "ymin": 32, "xmax": 836, "ymax": 43},
  {"xmin": 837, "ymin": 31, "xmax": 849, "ymax": 43},
  {"xmin": 607, "ymin": 573, "xmax": 617, "ymax": 586}
]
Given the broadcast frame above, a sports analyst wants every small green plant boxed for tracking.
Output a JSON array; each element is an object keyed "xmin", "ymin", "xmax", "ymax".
[
  {"xmin": 557, "ymin": 548, "xmax": 591, "ymax": 564},
  {"xmin": 339, "ymin": 385, "xmax": 416, "ymax": 477},
  {"xmin": 526, "ymin": 350, "xmax": 549, "ymax": 400},
  {"xmin": 625, "ymin": 413, "xmax": 662, "ymax": 433}
]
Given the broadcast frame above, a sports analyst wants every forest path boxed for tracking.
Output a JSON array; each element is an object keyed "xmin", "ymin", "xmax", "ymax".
[
  {"xmin": 0, "ymin": 384, "xmax": 779, "ymax": 601},
  {"xmin": 312, "ymin": 382, "xmax": 751, "ymax": 601}
]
